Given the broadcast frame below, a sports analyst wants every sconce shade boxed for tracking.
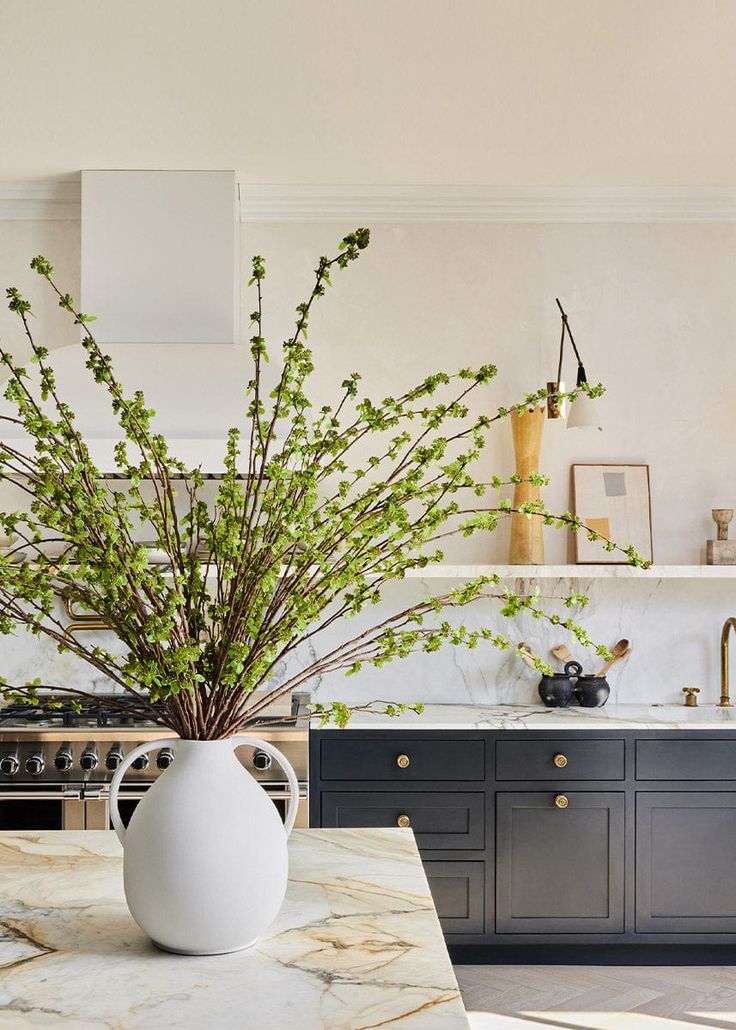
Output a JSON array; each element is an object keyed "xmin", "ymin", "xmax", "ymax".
[{"xmin": 567, "ymin": 390, "xmax": 603, "ymax": 431}]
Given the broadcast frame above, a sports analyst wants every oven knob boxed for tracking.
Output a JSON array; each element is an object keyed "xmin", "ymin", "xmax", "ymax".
[
  {"xmin": 132, "ymin": 753, "xmax": 149, "ymax": 771},
  {"xmin": 0, "ymin": 754, "xmax": 19, "ymax": 776},
  {"xmin": 55, "ymin": 745, "xmax": 73, "ymax": 770},
  {"xmin": 156, "ymin": 748, "xmax": 175, "ymax": 770},
  {"xmin": 80, "ymin": 745, "xmax": 98, "ymax": 772},
  {"xmin": 25, "ymin": 753, "xmax": 45, "ymax": 776},
  {"xmin": 105, "ymin": 745, "xmax": 124, "ymax": 771},
  {"xmin": 252, "ymin": 750, "xmax": 272, "ymax": 772},
  {"xmin": 54, "ymin": 746, "xmax": 73, "ymax": 771}
]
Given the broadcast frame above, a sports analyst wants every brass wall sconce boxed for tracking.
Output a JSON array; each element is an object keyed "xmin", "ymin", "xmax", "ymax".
[{"xmin": 547, "ymin": 298, "xmax": 602, "ymax": 430}]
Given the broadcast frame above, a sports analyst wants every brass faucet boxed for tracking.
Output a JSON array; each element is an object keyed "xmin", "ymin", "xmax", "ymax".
[{"xmin": 719, "ymin": 617, "xmax": 736, "ymax": 707}]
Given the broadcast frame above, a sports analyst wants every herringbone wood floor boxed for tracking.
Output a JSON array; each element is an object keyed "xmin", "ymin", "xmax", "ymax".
[{"xmin": 456, "ymin": 964, "xmax": 736, "ymax": 1029}]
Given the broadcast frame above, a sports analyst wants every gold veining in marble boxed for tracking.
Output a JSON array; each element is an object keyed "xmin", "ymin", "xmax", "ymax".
[{"xmin": 0, "ymin": 828, "xmax": 468, "ymax": 1029}]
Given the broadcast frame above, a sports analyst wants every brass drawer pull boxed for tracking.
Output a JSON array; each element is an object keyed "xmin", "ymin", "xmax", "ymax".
[
  {"xmin": 553, "ymin": 753, "xmax": 568, "ymax": 768},
  {"xmin": 397, "ymin": 813, "xmax": 411, "ymax": 828},
  {"xmin": 554, "ymin": 794, "xmax": 569, "ymax": 809},
  {"xmin": 396, "ymin": 754, "xmax": 410, "ymax": 769}
]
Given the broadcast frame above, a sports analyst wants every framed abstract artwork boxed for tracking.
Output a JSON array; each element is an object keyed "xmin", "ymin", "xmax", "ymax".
[{"xmin": 571, "ymin": 464, "xmax": 653, "ymax": 564}]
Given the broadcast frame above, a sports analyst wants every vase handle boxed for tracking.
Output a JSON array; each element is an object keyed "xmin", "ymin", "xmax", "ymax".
[
  {"xmin": 108, "ymin": 737, "xmax": 179, "ymax": 845},
  {"xmin": 231, "ymin": 736, "xmax": 301, "ymax": 837}
]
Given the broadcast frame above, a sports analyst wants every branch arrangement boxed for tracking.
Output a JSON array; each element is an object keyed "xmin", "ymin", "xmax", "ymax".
[{"xmin": 0, "ymin": 231, "xmax": 648, "ymax": 737}]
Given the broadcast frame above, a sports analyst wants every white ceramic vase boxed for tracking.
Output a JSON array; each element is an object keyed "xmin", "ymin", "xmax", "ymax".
[{"xmin": 109, "ymin": 736, "xmax": 299, "ymax": 955}]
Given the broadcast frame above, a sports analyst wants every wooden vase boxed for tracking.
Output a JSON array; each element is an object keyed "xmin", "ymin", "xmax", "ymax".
[{"xmin": 508, "ymin": 407, "xmax": 545, "ymax": 564}]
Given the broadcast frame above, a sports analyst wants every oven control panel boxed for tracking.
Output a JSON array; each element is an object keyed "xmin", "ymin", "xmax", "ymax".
[
  {"xmin": 0, "ymin": 741, "xmax": 174, "ymax": 783},
  {"xmin": 0, "ymin": 736, "xmax": 308, "ymax": 783}
]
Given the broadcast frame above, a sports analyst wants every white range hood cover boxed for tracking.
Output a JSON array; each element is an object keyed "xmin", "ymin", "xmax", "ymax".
[
  {"xmin": 0, "ymin": 170, "xmax": 260, "ymax": 470},
  {"xmin": 82, "ymin": 170, "xmax": 238, "ymax": 346}
]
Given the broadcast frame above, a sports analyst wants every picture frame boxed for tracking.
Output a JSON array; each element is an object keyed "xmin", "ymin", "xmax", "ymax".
[{"xmin": 571, "ymin": 463, "xmax": 653, "ymax": 564}]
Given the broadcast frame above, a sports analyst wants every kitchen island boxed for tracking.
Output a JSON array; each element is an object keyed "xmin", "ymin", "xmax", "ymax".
[{"xmin": 0, "ymin": 828, "xmax": 468, "ymax": 1029}]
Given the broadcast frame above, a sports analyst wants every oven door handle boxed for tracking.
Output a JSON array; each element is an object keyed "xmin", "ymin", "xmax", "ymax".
[
  {"xmin": 96, "ymin": 787, "xmax": 150, "ymax": 802},
  {"xmin": 261, "ymin": 787, "xmax": 308, "ymax": 801},
  {"xmin": 0, "ymin": 789, "xmax": 82, "ymax": 800}
]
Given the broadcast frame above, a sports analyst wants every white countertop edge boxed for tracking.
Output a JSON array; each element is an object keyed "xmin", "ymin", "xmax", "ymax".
[{"xmin": 315, "ymin": 703, "xmax": 736, "ymax": 730}]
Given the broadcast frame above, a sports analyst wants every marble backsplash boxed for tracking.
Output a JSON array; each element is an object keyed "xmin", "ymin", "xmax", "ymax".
[{"xmin": 1, "ymin": 576, "xmax": 734, "ymax": 711}]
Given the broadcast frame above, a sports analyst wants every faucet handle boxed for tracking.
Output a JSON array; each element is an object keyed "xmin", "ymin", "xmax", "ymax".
[{"xmin": 683, "ymin": 687, "xmax": 701, "ymax": 707}]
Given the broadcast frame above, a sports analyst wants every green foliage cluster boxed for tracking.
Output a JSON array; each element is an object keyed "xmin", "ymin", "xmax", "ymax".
[{"xmin": 0, "ymin": 231, "xmax": 647, "ymax": 737}]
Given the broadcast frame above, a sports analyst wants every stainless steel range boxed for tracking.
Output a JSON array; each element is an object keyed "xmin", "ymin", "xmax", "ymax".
[{"xmin": 0, "ymin": 694, "xmax": 309, "ymax": 831}]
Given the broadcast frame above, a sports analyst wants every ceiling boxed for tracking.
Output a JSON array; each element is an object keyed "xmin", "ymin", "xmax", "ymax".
[{"xmin": 1, "ymin": 0, "xmax": 735, "ymax": 188}]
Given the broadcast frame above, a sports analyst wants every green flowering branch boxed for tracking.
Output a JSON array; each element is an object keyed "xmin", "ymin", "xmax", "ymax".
[{"xmin": 0, "ymin": 231, "xmax": 645, "ymax": 736}]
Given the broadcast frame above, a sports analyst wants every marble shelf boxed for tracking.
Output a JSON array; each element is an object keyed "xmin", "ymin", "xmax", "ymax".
[
  {"xmin": 0, "ymin": 828, "xmax": 468, "ymax": 1029},
  {"xmin": 316, "ymin": 702, "xmax": 736, "ymax": 731},
  {"xmin": 399, "ymin": 564, "xmax": 736, "ymax": 579}
]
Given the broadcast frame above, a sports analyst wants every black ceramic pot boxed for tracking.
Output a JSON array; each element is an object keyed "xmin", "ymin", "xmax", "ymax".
[
  {"xmin": 538, "ymin": 660, "xmax": 582, "ymax": 708},
  {"xmin": 574, "ymin": 675, "xmax": 611, "ymax": 708}
]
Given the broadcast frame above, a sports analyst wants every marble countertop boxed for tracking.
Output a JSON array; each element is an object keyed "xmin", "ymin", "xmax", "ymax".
[
  {"xmin": 321, "ymin": 703, "xmax": 736, "ymax": 730},
  {"xmin": 0, "ymin": 829, "xmax": 468, "ymax": 1030}
]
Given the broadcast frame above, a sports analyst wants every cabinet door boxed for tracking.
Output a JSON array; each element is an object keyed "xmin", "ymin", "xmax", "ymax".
[
  {"xmin": 424, "ymin": 860, "xmax": 485, "ymax": 934},
  {"xmin": 636, "ymin": 792, "xmax": 736, "ymax": 932},
  {"xmin": 496, "ymin": 792, "xmax": 624, "ymax": 934}
]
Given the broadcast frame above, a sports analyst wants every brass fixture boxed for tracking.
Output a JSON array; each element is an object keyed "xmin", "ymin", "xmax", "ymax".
[
  {"xmin": 553, "ymin": 753, "xmax": 568, "ymax": 768},
  {"xmin": 62, "ymin": 592, "xmax": 110, "ymax": 638},
  {"xmin": 720, "ymin": 618, "xmax": 736, "ymax": 707},
  {"xmin": 547, "ymin": 380, "xmax": 566, "ymax": 419},
  {"xmin": 546, "ymin": 299, "xmax": 601, "ymax": 429},
  {"xmin": 396, "ymin": 754, "xmax": 410, "ymax": 769},
  {"xmin": 63, "ymin": 621, "xmax": 111, "ymax": 637},
  {"xmin": 554, "ymin": 794, "xmax": 569, "ymax": 809},
  {"xmin": 397, "ymin": 814, "xmax": 411, "ymax": 828},
  {"xmin": 682, "ymin": 687, "xmax": 700, "ymax": 707}
]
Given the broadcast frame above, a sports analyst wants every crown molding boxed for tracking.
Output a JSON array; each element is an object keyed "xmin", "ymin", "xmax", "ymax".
[
  {"xmin": 0, "ymin": 181, "xmax": 80, "ymax": 220},
  {"xmin": 237, "ymin": 184, "xmax": 736, "ymax": 222},
  {"xmin": 3, "ymin": 180, "xmax": 736, "ymax": 223}
]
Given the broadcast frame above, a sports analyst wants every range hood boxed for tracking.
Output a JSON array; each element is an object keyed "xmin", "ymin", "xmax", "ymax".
[
  {"xmin": 81, "ymin": 170, "xmax": 238, "ymax": 345},
  {"xmin": 1, "ymin": 170, "xmax": 249, "ymax": 469}
]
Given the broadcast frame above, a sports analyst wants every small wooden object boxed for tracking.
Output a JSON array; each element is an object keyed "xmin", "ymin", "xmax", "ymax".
[
  {"xmin": 707, "ymin": 509, "xmax": 736, "ymax": 565},
  {"xmin": 509, "ymin": 407, "xmax": 545, "ymax": 564}
]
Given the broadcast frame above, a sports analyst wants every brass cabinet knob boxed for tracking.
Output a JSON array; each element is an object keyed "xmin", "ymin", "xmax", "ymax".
[
  {"xmin": 396, "ymin": 754, "xmax": 410, "ymax": 769},
  {"xmin": 397, "ymin": 813, "xmax": 411, "ymax": 828},
  {"xmin": 554, "ymin": 794, "xmax": 569, "ymax": 809},
  {"xmin": 553, "ymin": 753, "xmax": 568, "ymax": 768}
]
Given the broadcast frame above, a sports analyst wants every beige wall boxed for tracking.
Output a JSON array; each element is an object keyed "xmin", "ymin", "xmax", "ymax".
[
  {"xmin": 2, "ymin": 217, "xmax": 735, "ymax": 566},
  {"xmin": 2, "ymin": 0, "xmax": 736, "ymax": 187},
  {"xmin": 1, "ymin": 216, "xmax": 735, "ymax": 702}
]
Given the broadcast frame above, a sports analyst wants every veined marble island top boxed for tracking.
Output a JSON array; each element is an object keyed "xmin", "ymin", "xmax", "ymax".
[
  {"xmin": 0, "ymin": 829, "xmax": 468, "ymax": 1030},
  {"xmin": 324, "ymin": 702, "xmax": 736, "ymax": 730}
]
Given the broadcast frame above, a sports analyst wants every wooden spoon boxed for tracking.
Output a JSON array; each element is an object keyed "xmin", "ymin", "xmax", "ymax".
[
  {"xmin": 596, "ymin": 638, "xmax": 631, "ymax": 677},
  {"xmin": 517, "ymin": 642, "xmax": 539, "ymax": 671},
  {"xmin": 551, "ymin": 644, "xmax": 573, "ymax": 666}
]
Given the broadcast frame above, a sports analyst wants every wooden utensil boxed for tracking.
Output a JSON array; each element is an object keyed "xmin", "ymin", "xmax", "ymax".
[
  {"xmin": 596, "ymin": 638, "xmax": 631, "ymax": 676},
  {"xmin": 518, "ymin": 642, "xmax": 539, "ymax": 670},
  {"xmin": 551, "ymin": 644, "xmax": 573, "ymax": 666}
]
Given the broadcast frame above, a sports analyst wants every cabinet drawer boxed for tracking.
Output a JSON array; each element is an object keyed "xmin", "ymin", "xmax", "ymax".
[
  {"xmin": 424, "ymin": 860, "xmax": 485, "ymax": 934},
  {"xmin": 637, "ymin": 739, "xmax": 736, "ymax": 780},
  {"xmin": 320, "ymin": 791, "xmax": 485, "ymax": 850},
  {"xmin": 319, "ymin": 737, "xmax": 485, "ymax": 782},
  {"xmin": 496, "ymin": 739, "xmax": 624, "ymax": 781}
]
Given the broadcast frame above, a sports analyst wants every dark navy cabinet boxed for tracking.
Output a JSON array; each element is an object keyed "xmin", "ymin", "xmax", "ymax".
[
  {"xmin": 310, "ymin": 727, "xmax": 736, "ymax": 958},
  {"xmin": 636, "ymin": 791, "xmax": 736, "ymax": 933},
  {"xmin": 496, "ymin": 791, "xmax": 625, "ymax": 934}
]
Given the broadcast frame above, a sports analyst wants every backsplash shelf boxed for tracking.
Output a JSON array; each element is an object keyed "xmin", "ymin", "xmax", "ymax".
[{"xmin": 401, "ymin": 564, "xmax": 736, "ymax": 579}]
